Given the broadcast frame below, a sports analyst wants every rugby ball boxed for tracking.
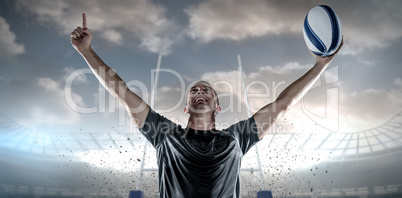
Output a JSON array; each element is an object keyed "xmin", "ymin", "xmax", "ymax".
[{"xmin": 303, "ymin": 5, "xmax": 342, "ymax": 57}]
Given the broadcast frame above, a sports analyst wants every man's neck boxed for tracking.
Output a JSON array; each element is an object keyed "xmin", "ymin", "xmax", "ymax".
[{"xmin": 187, "ymin": 113, "xmax": 216, "ymax": 130}]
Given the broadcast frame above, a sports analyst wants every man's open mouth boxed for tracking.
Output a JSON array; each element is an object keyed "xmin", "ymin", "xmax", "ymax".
[{"xmin": 193, "ymin": 96, "xmax": 208, "ymax": 103}]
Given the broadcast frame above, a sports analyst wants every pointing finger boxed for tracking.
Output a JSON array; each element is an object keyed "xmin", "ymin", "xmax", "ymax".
[{"xmin": 82, "ymin": 13, "xmax": 87, "ymax": 29}]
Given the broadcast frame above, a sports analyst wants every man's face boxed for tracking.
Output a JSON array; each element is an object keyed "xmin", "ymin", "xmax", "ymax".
[{"xmin": 185, "ymin": 82, "xmax": 220, "ymax": 115}]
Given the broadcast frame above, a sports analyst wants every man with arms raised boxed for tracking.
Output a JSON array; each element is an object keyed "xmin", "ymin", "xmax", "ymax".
[{"xmin": 71, "ymin": 13, "xmax": 342, "ymax": 198}]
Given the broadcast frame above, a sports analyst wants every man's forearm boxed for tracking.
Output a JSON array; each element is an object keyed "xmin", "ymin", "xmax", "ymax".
[
  {"xmin": 254, "ymin": 40, "xmax": 342, "ymax": 138},
  {"xmin": 79, "ymin": 47, "xmax": 150, "ymax": 127},
  {"xmin": 253, "ymin": 61, "xmax": 329, "ymax": 138},
  {"xmin": 276, "ymin": 61, "xmax": 329, "ymax": 110},
  {"xmin": 80, "ymin": 47, "xmax": 127, "ymax": 99}
]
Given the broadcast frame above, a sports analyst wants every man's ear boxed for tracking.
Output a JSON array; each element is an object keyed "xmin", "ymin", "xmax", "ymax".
[
  {"xmin": 184, "ymin": 106, "xmax": 189, "ymax": 114},
  {"xmin": 214, "ymin": 105, "xmax": 221, "ymax": 115}
]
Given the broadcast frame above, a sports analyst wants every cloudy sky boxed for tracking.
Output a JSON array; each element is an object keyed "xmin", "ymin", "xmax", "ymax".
[{"xmin": 1, "ymin": 0, "xmax": 402, "ymax": 134}]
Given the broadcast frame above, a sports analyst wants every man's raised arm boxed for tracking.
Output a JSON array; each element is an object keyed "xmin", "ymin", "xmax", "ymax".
[
  {"xmin": 253, "ymin": 40, "xmax": 343, "ymax": 139},
  {"xmin": 70, "ymin": 13, "xmax": 149, "ymax": 128}
]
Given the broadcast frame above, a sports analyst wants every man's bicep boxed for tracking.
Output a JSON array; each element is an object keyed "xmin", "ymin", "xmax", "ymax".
[
  {"xmin": 121, "ymin": 89, "xmax": 150, "ymax": 128},
  {"xmin": 253, "ymin": 100, "xmax": 287, "ymax": 139}
]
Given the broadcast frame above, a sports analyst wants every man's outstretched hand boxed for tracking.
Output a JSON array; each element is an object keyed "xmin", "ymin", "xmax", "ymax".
[{"xmin": 70, "ymin": 13, "xmax": 92, "ymax": 54}]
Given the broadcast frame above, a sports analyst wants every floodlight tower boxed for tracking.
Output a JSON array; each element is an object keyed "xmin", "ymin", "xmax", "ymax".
[{"xmin": 237, "ymin": 55, "xmax": 266, "ymax": 191}]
